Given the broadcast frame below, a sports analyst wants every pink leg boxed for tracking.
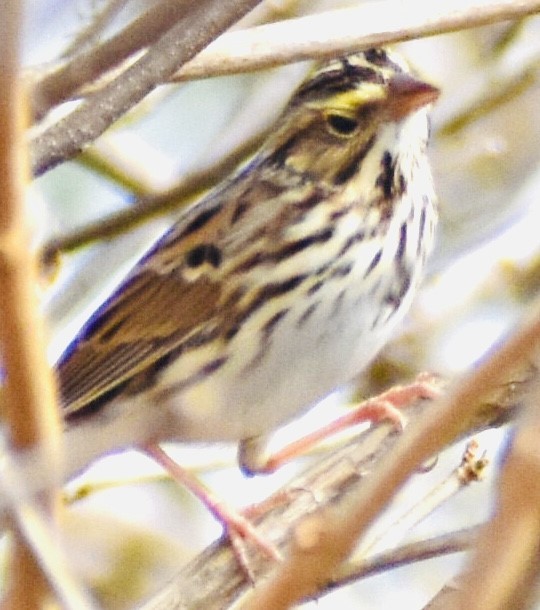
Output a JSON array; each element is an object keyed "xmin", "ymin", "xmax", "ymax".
[
  {"xmin": 141, "ymin": 444, "xmax": 282, "ymax": 575},
  {"xmin": 260, "ymin": 373, "xmax": 440, "ymax": 474}
]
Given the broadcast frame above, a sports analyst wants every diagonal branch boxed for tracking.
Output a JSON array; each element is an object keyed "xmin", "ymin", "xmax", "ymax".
[
  {"xmin": 244, "ymin": 295, "xmax": 540, "ymax": 609},
  {"xmin": 29, "ymin": 0, "xmax": 540, "ymax": 179},
  {"xmin": 172, "ymin": 0, "xmax": 540, "ymax": 81},
  {"xmin": 138, "ymin": 358, "xmax": 530, "ymax": 609},
  {"xmin": 32, "ymin": 0, "xmax": 195, "ymax": 119},
  {"xmin": 39, "ymin": 126, "xmax": 267, "ymax": 264},
  {"xmin": 30, "ymin": 0, "xmax": 264, "ymax": 177}
]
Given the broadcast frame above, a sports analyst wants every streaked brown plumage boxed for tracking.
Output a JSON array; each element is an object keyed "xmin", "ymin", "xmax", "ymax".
[{"xmin": 58, "ymin": 48, "xmax": 439, "ymax": 477}]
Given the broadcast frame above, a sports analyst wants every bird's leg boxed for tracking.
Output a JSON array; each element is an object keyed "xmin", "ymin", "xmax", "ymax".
[
  {"xmin": 141, "ymin": 443, "xmax": 281, "ymax": 580},
  {"xmin": 239, "ymin": 373, "xmax": 440, "ymax": 476}
]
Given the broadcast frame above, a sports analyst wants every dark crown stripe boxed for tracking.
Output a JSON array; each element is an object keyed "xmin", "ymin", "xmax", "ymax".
[{"xmin": 296, "ymin": 64, "xmax": 383, "ymax": 103}]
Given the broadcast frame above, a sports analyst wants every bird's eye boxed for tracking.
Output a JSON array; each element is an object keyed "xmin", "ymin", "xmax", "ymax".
[{"xmin": 325, "ymin": 112, "xmax": 359, "ymax": 137}]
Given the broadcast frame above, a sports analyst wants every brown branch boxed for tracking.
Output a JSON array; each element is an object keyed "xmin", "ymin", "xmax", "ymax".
[
  {"xmin": 32, "ymin": 0, "xmax": 196, "ymax": 119},
  {"xmin": 446, "ymin": 380, "xmax": 540, "ymax": 610},
  {"xmin": 39, "ymin": 126, "xmax": 267, "ymax": 264},
  {"xmin": 138, "ymin": 362, "xmax": 529, "ymax": 609},
  {"xmin": 33, "ymin": 0, "xmax": 540, "ymax": 114},
  {"xmin": 171, "ymin": 0, "xmax": 540, "ymax": 81},
  {"xmin": 242, "ymin": 297, "xmax": 540, "ymax": 609},
  {"xmin": 30, "ymin": 0, "xmax": 265, "ymax": 177},
  {"xmin": 330, "ymin": 526, "xmax": 478, "ymax": 593},
  {"xmin": 31, "ymin": 0, "xmax": 298, "ymax": 120},
  {"xmin": 0, "ymin": 2, "xmax": 62, "ymax": 607},
  {"xmin": 29, "ymin": 0, "xmax": 540, "ymax": 179}
]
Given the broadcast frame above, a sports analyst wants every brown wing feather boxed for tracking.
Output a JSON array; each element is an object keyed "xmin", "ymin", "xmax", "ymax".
[
  {"xmin": 57, "ymin": 189, "xmax": 231, "ymax": 415},
  {"xmin": 59, "ymin": 270, "xmax": 221, "ymax": 415},
  {"xmin": 57, "ymin": 158, "xmax": 295, "ymax": 416}
]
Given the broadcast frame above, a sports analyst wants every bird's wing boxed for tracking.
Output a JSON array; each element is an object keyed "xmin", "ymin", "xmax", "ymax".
[{"xmin": 57, "ymin": 190, "xmax": 231, "ymax": 416}]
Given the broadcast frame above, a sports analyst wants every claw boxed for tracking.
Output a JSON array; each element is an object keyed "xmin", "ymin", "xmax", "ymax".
[
  {"xmin": 142, "ymin": 443, "xmax": 281, "ymax": 581},
  {"xmin": 251, "ymin": 372, "xmax": 441, "ymax": 474}
]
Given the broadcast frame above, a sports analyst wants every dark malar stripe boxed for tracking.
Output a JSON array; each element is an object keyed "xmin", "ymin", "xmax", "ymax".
[
  {"xmin": 376, "ymin": 151, "xmax": 395, "ymax": 200},
  {"xmin": 333, "ymin": 135, "xmax": 376, "ymax": 185}
]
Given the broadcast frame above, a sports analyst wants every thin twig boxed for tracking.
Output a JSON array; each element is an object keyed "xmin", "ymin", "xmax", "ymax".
[
  {"xmin": 31, "ymin": 0, "xmax": 300, "ymax": 118},
  {"xmin": 30, "ymin": 0, "xmax": 540, "ymax": 178},
  {"xmin": 33, "ymin": 0, "xmax": 540, "ymax": 111},
  {"xmin": 39, "ymin": 126, "xmax": 266, "ymax": 264},
  {"xmin": 171, "ymin": 0, "xmax": 540, "ymax": 82},
  {"xmin": 447, "ymin": 380, "xmax": 540, "ymax": 609},
  {"xmin": 61, "ymin": 0, "xmax": 132, "ymax": 59},
  {"xmin": 30, "ymin": 0, "xmax": 265, "ymax": 176},
  {"xmin": 359, "ymin": 440, "xmax": 488, "ymax": 558},
  {"xmin": 329, "ymin": 526, "xmax": 478, "ymax": 593},
  {"xmin": 32, "ymin": 0, "xmax": 195, "ymax": 119}
]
